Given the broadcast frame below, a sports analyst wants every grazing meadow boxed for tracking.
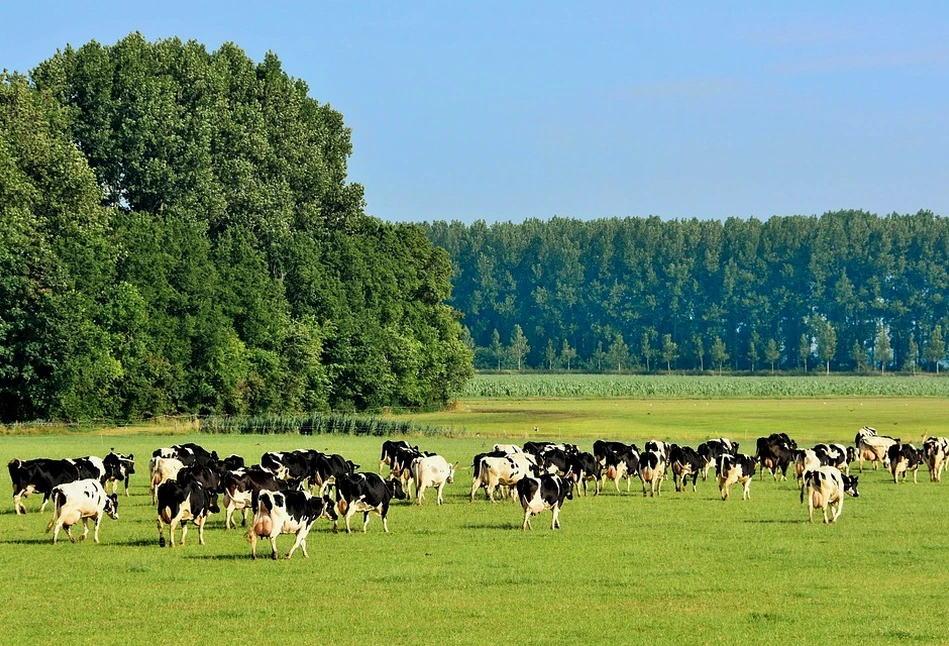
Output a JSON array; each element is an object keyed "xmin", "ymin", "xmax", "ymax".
[{"xmin": 2, "ymin": 390, "xmax": 948, "ymax": 644}]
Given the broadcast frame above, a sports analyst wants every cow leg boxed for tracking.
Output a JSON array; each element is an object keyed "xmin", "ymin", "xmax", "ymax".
[
  {"xmin": 225, "ymin": 501, "xmax": 234, "ymax": 529},
  {"xmin": 40, "ymin": 493, "xmax": 51, "ymax": 514},
  {"xmin": 124, "ymin": 478, "xmax": 131, "ymax": 497},
  {"xmin": 93, "ymin": 515, "xmax": 103, "ymax": 543},
  {"xmin": 249, "ymin": 530, "xmax": 259, "ymax": 560},
  {"xmin": 522, "ymin": 507, "xmax": 532, "ymax": 531},
  {"xmin": 79, "ymin": 517, "xmax": 89, "ymax": 542},
  {"xmin": 913, "ymin": 469, "xmax": 918, "ymax": 485},
  {"xmin": 469, "ymin": 478, "xmax": 481, "ymax": 502},
  {"xmin": 157, "ymin": 517, "xmax": 166, "ymax": 548},
  {"xmin": 362, "ymin": 511, "xmax": 371, "ymax": 533},
  {"xmin": 198, "ymin": 515, "xmax": 208, "ymax": 545},
  {"xmin": 742, "ymin": 479, "xmax": 751, "ymax": 501},
  {"xmin": 436, "ymin": 482, "xmax": 445, "ymax": 505},
  {"xmin": 551, "ymin": 505, "xmax": 561, "ymax": 530},
  {"xmin": 830, "ymin": 497, "xmax": 843, "ymax": 523},
  {"xmin": 416, "ymin": 482, "xmax": 425, "ymax": 506},
  {"xmin": 179, "ymin": 521, "xmax": 188, "ymax": 546},
  {"xmin": 270, "ymin": 534, "xmax": 279, "ymax": 560},
  {"xmin": 344, "ymin": 506, "xmax": 356, "ymax": 533}
]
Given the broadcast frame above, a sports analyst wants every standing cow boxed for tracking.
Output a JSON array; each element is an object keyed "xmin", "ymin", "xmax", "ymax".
[
  {"xmin": 45, "ymin": 479, "xmax": 119, "ymax": 544},
  {"xmin": 248, "ymin": 490, "xmax": 337, "ymax": 560},
  {"xmin": 412, "ymin": 455, "xmax": 457, "ymax": 506}
]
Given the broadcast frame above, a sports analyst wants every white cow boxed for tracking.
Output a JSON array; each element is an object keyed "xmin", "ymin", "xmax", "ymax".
[
  {"xmin": 45, "ymin": 479, "xmax": 119, "ymax": 544},
  {"xmin": 857, "ymin": 434, "xmax": 898, "ymax": 472},
  {"xmin": 412, "ymin": 455, "xmax": 457, "ymax": 506}
]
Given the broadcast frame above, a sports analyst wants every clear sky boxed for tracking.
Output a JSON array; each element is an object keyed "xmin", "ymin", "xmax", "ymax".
[{"xmin": 4, "ymin": 1, "xmax": 948, "ymax": 224}]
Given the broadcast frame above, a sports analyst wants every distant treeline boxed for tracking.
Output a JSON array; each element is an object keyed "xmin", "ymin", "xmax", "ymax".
[
  {"xmin": 424, "ymin": 214, "xmax": 949, "ymax": 373},
  {"xmin": 0, "ymin": 34, "xmax": 472, "ymax": 422}
]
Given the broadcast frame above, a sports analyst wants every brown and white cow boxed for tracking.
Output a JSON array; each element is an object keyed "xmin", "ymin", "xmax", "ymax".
[{"xmin": 856, "ymin": 430, "xmax": 897, "ymax": 472}]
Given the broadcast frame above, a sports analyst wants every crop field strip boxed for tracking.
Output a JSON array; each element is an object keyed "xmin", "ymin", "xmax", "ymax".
[{"xmin": 2, "ymin": 403, "xmax": 949, "ymax": 645}]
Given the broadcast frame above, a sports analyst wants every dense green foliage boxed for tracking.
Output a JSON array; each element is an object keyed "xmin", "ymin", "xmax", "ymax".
[
  {"xmin": 424, "ymin": 214, "xmax": 949, "ymax": 373},
  {"xmin": 0, "ymin": 35, "xmax": 472, "ymax": 421},
  {"xmin": 202, "ymin": 412, "xmax": 451, "ymax": 436}
]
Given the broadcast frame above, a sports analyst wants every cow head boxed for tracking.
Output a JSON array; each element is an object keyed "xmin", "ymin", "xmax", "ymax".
[
  {"xmin": 842, "ymin": 474, "xmax": 860, "ymax": 498},
  {"xmin": 104, "ymin": 494, "xmax": 120, "ymax": 520},
  {"xmin": 388, "ymin": 478, "xmax": 407, "ymax": 501},
  {"xmin": 447, "ymin": 462, "xmax": 458, "ymax": 484},
  {"xmin": 207, "ymin": 493, "xmax": 221, "ymax": 514}
]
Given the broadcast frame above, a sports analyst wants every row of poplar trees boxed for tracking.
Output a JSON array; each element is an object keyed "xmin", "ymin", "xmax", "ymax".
[
  {"xmin": 424, "ymin": 213, "xmax": 949, "ymax": 373},
  {"xmin": 0, "ymin": 34, "xmax": 473, "ymax": 422}
]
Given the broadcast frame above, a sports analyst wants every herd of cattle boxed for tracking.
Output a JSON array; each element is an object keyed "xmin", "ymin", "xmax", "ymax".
[{"xmin": 7, "ymin": 427, "xmax": 949, "ymax": 558}]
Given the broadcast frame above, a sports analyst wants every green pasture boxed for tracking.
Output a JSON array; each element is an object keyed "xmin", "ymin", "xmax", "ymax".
[{"xmin": 2, "ymin": 398, "xmax": 948, "ymax": 644}]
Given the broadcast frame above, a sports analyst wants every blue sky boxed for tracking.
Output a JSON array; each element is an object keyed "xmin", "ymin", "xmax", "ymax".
[{"xmin": 4, "ymin": 2, "xmax": 948, "ymax": 223}]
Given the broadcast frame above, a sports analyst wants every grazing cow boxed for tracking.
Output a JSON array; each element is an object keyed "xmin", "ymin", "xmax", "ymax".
[
  {"xmin": 222, "ymin": 468, "xmax": 294, "ymax": 529},
  {"xmin": 639, "ymin": 448, "xmax": 667, "ymax": 497},
  {"xmin": 716, "ymin": 453, "xmax": 756, "ymax": 501},
  {"xmin": 412, "ymin": 455, "xmax": 457, "ymax": 506},
  {"xmin": 8, "ymin": 458, "xmax": 80, "ymax": 514},
  {"xmin": 800, "ymin": 467, "xmax": 860, "ymax": 524},
  {"xmin": 516, "ymin": 473, "xmax": 573, "ymax": 530},
  {"xmin": 922, "ymin": 437, "xmax": 949, "ymax": 482},
  {"xmin": 310, "ymin": 453, "xmax": 359, "ymax": 496},
  {"xmin": 857, "ymin": 432, "xmax": 898, "ymax": 472},
  {"xmin": 696, "ymin": 439, "xmax": 736, "ymax": 480},
  {"xmin": 813, "ymin": 443, "xmax": 850, "ymax": 474},
  {"xmin": 493, "ymin": 444, "xmax": 523, "ymax": 455},
  {"xmin": 593, "ymin": 440, "xmax": 636, "ymax": 465},
  {"xmin": 888, "ymin": 442, "xmax": 922, "ymax": 484},
  {"xmin": 248, "ymin": 490, "xmax": 337, "ymax": 560},
  {"xmin": 45, "ymin": 479, "xmax": 119, "ymax": 544},
  {"xmin": 755, "ymin": 433, "xmax": 797, "ymax": 480},
  {"xmin": 103, "ymin": 450, "xmax": 135, "ymax": 496},
  {"xmin": 669, "ymin": 445, "xmax": 705, "ymax": 492},
  {"xmin": 153, "ymin": 444, "xmax": 217, "ymax": 467},
  {"xmin": 334, "ymin": 473, "xmax": 406, "ymax": 533},
  {"xmin": 260, "ymin": 451, "xmax": 314, "ymax": 485},
  {"xmin": 156, "ymin": 474, "xmax": 220, "ymax": 547},
  {"xmin": 67, "ymin": 456, "xmax": 107, "ymax": 484},
  {"xmin": 149, "ymin": 457, "xmax": 185, "ymax": 504},
  {"xmin": 379, "ymin": 440, "xmax": 414, "ymax": 474},
  {"xmin": 470, "ymin": 453, "xmax": 534, "ymax": 502}
]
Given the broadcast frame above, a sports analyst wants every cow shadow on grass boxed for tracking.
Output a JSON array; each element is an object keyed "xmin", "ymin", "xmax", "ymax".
[
  {"xmin": 115, "ymin": 538, "xmax": 156, "ymax": 547},
  {"xmin": 462, "ymin": 521, "xmax": 521, "ymax": 531},
  {"xmin": 183, "ymin": 553, "xmax": 252, "ymax": 561},
  {"xmin": 743, "ymin": 519, "xmax": 800, "ymax": 524},
  {"xmin": 0, "ymin": 537, "xmax": 50, "ymax": 545}
]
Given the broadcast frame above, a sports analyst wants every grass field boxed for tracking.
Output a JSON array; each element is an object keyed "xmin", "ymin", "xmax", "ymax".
[{"xmin": 2, "ymin": 398, "xmax": 948, "ymax": 644}]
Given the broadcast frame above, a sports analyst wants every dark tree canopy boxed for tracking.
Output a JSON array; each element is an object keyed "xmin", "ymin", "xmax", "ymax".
[
  {"xmin": 424, "ymin": 213, "xmax": 949, "ymax": 373},
  {"xmin": 0, "ymin": 35, "xmax": 472, "ymax": 421}
]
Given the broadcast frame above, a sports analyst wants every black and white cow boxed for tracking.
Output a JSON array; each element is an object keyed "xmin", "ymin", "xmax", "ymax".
[
  {"xmin": 696, "ymin": 439, "xmax": 736, "ymax": 480},
  {"xmin": 379, "ymin": 440, "xmax": 414, "ymax": 474},
  {"xmin": 716, "ymin": 453, "xmax": 756, "ymax": 501},
  {"xmin": 755, "ymin": 434, "xmax": 797, "ymax": 481},
  {"xmin": 248, "ymin": 490, "xmax": 337, "ymax": 560},
  {"xmin": 800, "ymin": 466, "xmax": 860, "ymax": 524},
  {"xmin": 310, "ymin": 453, "xmax": 359, "ymax": 496},
  {"xmin": 67, "ymin": 456, "xmax": 107, "ymax": 484},
  {"xmin": 156, "ymin": 473, "xmax": 220, "ymax": 547},
  {"xmin": 855, "ymin": 427, "xmax": 897, "ymax": 472},
  {"xmin": 222, "ymin": 467, "xmax": 295, "ymax": 529},
  {"xmin": 593, "ymin": 440, "xmax": 636, "ymax": 466},
  {"xmin": 516, "ymin": 473, "xmax": 573, "ymax": 530},
  {"xmin": 602, "ymin": 448, "xmax": 640, "ymax": 493},
  {"xmin": 639, "ymin": 446, "xmax": 667, "ymax": 497},
  {"xmin": 888, "ymin": 442, "xmax": 922, "ymax": 484},
  {"xmin": 103, "ymin": 450, "xmax": 135, "ymax": 496},
  {"xmin": 8, "ymin": 458, "xmax": 80, "ymax": 514},
  {"xmin": 813, "ymin": 443, "xmax": 850, "ymax": 474},
  {"xmin": 260, "ymin": 450, "xmax": 316, "ymax": 486},
  {"xmin": 669, "ymin": 445, "xmax": 705, "ymax": 492},
  {"xmin": 45, "ymin": 479, "xmax": 119, "ymax": 544},
  {"xmin": 469, "ymin": 452, "xmax": 534, "ymax": 502},
  {"xmin": 922, "ymin": 436, "xmax": 949, "ymax": 482},
  {"xmin": 153, "ymin": 443, "xmax": 217, "ymax": 467},
  {"xmin": 568, "ymin": 452, "xmax": 602, "ymax": 496},
  {"xmin": 334, "ymin": 473, "xmax": 406, "ymax": 533}
]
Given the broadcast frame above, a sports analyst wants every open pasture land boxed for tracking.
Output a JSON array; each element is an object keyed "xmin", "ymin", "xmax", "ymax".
[{"xmin": 2, "ymin": 398, "xmax": 949, "ymax": 645}]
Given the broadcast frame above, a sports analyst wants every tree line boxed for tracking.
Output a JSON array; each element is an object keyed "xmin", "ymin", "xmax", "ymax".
[
  {"xmin": 0, "ymin": 34, "xmax": 473, "ymax": 422},
  {"xmin": 423, "ymin": 214, "xmax": 949, "ymax": 374}
]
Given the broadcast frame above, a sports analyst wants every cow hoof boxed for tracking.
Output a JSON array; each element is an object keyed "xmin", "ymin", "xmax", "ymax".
[
  {"xmin": 272, "ymin": 552, "xmax": 278, "ymax": 561},
  {"xmin": 159, "ymin": 538, "xmax": 165, "ymax": 548}
]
